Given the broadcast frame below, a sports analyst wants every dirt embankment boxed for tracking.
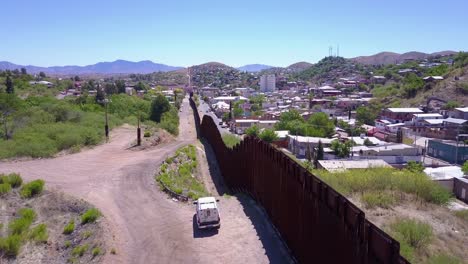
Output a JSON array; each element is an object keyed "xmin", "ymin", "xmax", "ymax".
[{"xmin": 0, "ymin": 189, "xmax": 107, "ymax": 264}]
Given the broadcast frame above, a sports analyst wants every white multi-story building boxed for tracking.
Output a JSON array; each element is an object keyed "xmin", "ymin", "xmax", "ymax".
[{"xmin": 260, "ymin": 74, "xmax": 276, "ymax": 92}]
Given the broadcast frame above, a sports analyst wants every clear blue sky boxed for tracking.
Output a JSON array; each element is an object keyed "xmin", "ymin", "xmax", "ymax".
[{"xmin": 2, "ymin": 0, "xmax": 467, "ymax": 67}]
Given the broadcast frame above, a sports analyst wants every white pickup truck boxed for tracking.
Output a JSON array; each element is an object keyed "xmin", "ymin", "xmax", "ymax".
[{"xmin": 194, "ymin": 197, "xmax": 221, "ymax": 229}]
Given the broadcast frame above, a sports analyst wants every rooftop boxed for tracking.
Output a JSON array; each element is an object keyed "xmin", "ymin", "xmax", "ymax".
[
  {"xmin": 387, "ymin": 108, "xmax": 423, "ymax": 113},
  {"xmin": 318, "ymin": 159, "xmax": 391, "ymax": 172}
]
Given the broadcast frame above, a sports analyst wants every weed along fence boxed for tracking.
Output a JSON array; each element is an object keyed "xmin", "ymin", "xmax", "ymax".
[{"xmin": 189, "ymin": 97, "xmax": 409, "ymax": 264}]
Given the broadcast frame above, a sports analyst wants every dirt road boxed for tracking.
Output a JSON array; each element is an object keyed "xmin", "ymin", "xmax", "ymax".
[{"xmin": 0, "ymin": 97, "xmax": 291, "ymax": 264}]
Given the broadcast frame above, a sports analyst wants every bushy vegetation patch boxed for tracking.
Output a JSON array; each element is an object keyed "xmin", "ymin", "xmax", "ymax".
[
  {"xmin": 71, "ymin": 244, "xmax": 88, "ymax": 257},
  {"xmin": 81, "ymin": 208, "xmax": 101, "ymax": 225},
  {"xmin": 386, "ymin": 218, "xmax": 433, "ymax": 262},
  {"xmin": 92, "ymin": 246, "xmax": 101, "ymax": 257},
  {"xmin": 361, "ymin": 191, "xmax": 397, "ymax": 209},
  {"xmin": 20, "ymin": 179, "xmax": 45, "ymax": 198},
  {"xmin": 63, "ymin": 220, "xmax": 75, "ymax": 235},
  {"xmin": 0, "ymin": 183, "xmax": 12, "ymax": 195},
  {"xmin": 0, "ymin": 207, "xmax": 50, "ymax": 256},
  {"xmin": 311, "ymin": 168, "xmax": 452, "ymax": 206},
  {"xmin": 221, "ymin": 133, "xmax": 241, "ymax": 148},
  {"xmin": 29, "ymin": 224, "xmax": 48, "ymax": 243},
  {"xmin": 427, "ymin": 254, "xmax": 461, "ymax": 264},
  {"xmin": 9, "ymin": 208, "xmax": 36, "ymax": 235},
  {"xmin": 0, "ymin": 173, "xmax": 23, "ymax": 188},
  {"xmin": 156, "ymin": 145, "xmax": 208, "ymax": 200},
  {"xmin": 0, "ymin": 234, "xmax": 22, "ymax": 257}
]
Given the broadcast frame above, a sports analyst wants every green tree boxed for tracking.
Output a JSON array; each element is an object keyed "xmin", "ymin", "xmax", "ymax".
[
  {"xmin": 95, "ymin": 87, "xmax": 105, "ymax": 104},
  {"xmin": 363, "ymin": 138, "xmax": 374, "ymax": 146},
  {"xmin": 443, "ymin": 101, "xmax": 460, "ymax": 110},
  {"xmin": 0, "ymin": 93, "xmax": 21, "ymax": 139},
  {"xmin": 20, "ymin": 68, "xmax": 27, "ymax": 75},
  {"xmin": 331, "ymin": 140, "xmax": 354, "ymax": 158},
  {"xmin": 233, "ymin": 106, "xmax": 243, "ymax": 118},
  {"xmin": 406, "ymin": 161, "xmax": 425, "ymax": 173},
  {"xmin": 314, "ymin": 140, "xmax": 324, "ymax": 168},
  {"xmin": 461, "ymin": 161, "xmax": 468, "ymax": 175},
  {"xmin": 259, "ymin": 129, "xmax": 278, "ymax": 143},
  {"xmin": 402, "ymin": 73, "xmax": 424, "ymax": 98},
  {"xmin": 74, "ymin": 75, "xmax": 81, "ymax": 82},
  {"xmin": 134, "ymin": 81, "xmax": 147, "ymax": 91},
  {"xmin": 150, "ymin": 94, "xmax": 170, "ymax": 122},
  {"xmin": 6, "ymin": 75, "xmax": 14, "ymax": 94},
  {"xmin": 104, "ymin": 83, "xmax": 118, "ymax": 95},
  {"xmin": 356, "ymin": 106, "xmax": 378, "ymax": 126},
  {"xmin": 245, "ymin": 125, "xmax": 260, "ymax": 137},
  {"xmin": 39, "ymin": 71, "xmax": 46, "ymax": 78},
  {"xmin": 307, "ymin": 112, "xmax": 335, "ymax": 137},
  {"xmin": 115, "ymin": 80, "xmax": 126, "ymax": 94}
]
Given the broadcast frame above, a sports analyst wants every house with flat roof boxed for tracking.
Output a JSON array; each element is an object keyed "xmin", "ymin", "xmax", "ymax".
[
  {"xmin": 288, "ymin": 135, "xmax": 334, "ymax": 158},
  {"xmin": 381, "ymin": 108, "xmax": 423, "ymax": 124},
  {"xmin": 317, "ymin": 159, "xmax": 391, "ymax": 172}
]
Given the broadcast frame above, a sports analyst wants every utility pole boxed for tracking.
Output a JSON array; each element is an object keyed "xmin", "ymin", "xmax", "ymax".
[
  {"xmin": 455, "ymin": 127, "xmax": 460, "ymax": 164},
  {"xmin": 105, "ymin": 99, "xmax": 109, "ymax": 142},
  {"xmin": 137, "ymin": 112, "xmax": 141, "ymax": 146}
]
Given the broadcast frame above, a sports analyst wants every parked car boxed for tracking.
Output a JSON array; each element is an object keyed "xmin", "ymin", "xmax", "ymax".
[{"xmin": 194, "ymin": 197, "xmax": 220, "ymax": 229}]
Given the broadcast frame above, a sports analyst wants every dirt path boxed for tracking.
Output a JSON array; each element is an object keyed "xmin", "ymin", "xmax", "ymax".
[{"xmin": 0, "ymin": 96, "xmax": 291, "ymax": 264}]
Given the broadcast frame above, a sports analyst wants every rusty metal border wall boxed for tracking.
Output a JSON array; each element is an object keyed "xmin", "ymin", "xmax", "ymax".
[{"xmin": 189, "ymin": 97, "xmax": 409, "ymax": 264}]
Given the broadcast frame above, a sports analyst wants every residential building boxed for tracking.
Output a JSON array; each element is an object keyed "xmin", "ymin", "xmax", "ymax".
[
  {"xmin": 260, "ymin": 74, "xmax": 276, "ymax": 92},
  {"xmin": 234, "ymin": 119, "xmax": 259, "ymax": 134},
  {"xmin": 317, "ymin": 160, "xmax": 391, "ymax": 172},
  {"xmin": 450, "ymin": 107, "xmax": 468, "ymax": 120},
  {"xmin": 381, "ymin": 108, "xmax": 423, "ymax": 123},
  {"xmin": 427, "ymin": 139, "xmax": 468, "ymax": 165},
  {"xmin": 287, "ymin": 135, "xmax": 334, "ymax": 158}
]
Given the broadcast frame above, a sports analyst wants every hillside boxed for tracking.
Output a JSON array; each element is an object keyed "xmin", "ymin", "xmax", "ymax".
[
  {"xmin": 399, "ymin": 66, "xmax": 468, "ymax": 107},
  {"xmin": 287, "ymin": 61, "xmax": 313, "ymax": 71},
  {"xmin": 0, "ymin": 60, "xmax": 183, "ymax": 75},
  {"xmin": 294, "ymin": 56, "xmax": 371, "ymax": 83},
  {"xmin": 351, "ymin": 51, "xmax": 457, "ymax": 65},
  {"xmin": 368, "ymin": 53, "xmax": 468, "ymax": 108},
  {"xmin": 190, "ymin": 62, "xmax": 257, "ymax": 88},
  {"xmin": 237, "ymin": 64, "xmax": 274, "ymax": 72}
]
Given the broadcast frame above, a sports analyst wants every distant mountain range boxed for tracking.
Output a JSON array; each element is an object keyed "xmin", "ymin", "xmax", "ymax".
[
  {"xmin": 0, "ymin": 60, "xmax": 183, "ymax": 75},
  {"xmin": 350, "ymin": 51, "xmax": 458, "ymax": 65},
  {"xmin": 237, "ymin": 64, "xmax": 274, "ymax": 72},
  {"xmin": 0, "ymin": 50, "xmax": 461, "ymax": 75}
]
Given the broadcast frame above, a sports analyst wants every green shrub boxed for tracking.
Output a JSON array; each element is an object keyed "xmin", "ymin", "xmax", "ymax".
[
  {"xmin": 82, "ymin": 230, "xmax": 93, "ymax": 239},
  {"xmin": 0, "ymin": 183, "xmax": 12, "ymax": 195},
  {"xmin": 222, "ymin": 133, "xmax": 241, "ymax": 148},
  {"xmin": 92, "ymin": 247, "xmax": 101, "ymax": 257},
  {"xmin": 64, "ymin": 240, "xmax": 72, "ymax": 248},
  {"xmin": 312, "ymin": 168, "xmax": 452, "ymax": 205},
  {"xmin": 81, "ymin": 208, "xmax": 101, "ymax": 224},
  {"xmin": 427, "ymin": 254, "xmax": 461, "ymax": 264},
  {"xmin": 389, "ymin": 218, "xmax": 433, "ymax": 249},
  {"xmin": 0, "ymin": 173, "xmax": 23, "ymax": 188},
  {"xmin": 20, "ymin": 179, "xmax": 45, "ymax": 198},
  {"xmin": 63, "ymin": 220, "xmax": 75, "ymax": 235},
  {"xmin": 9, "ymin": 208, "xmax": 36, "ymax": 235},
  {"xmin": 159, "ymin": 107, "xmax": 179, "ymax": 136},
  {"xmin": 144, "ymin": 131, "xmax": 151, "ymax": 137},
  {"xmin": 29, "ymin": 224, "xmax": 48, "ymax": 243},
  {"xmin": 0, "ymin": 234, "xmax": 22, "ymax": 256},
  {"xmin": 71, "ymin": 244, "xmax": 88, "ymax": 257},
  {"xmin": 361, "ymin": 192, "xmax": 397, "ymax": 209}
]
